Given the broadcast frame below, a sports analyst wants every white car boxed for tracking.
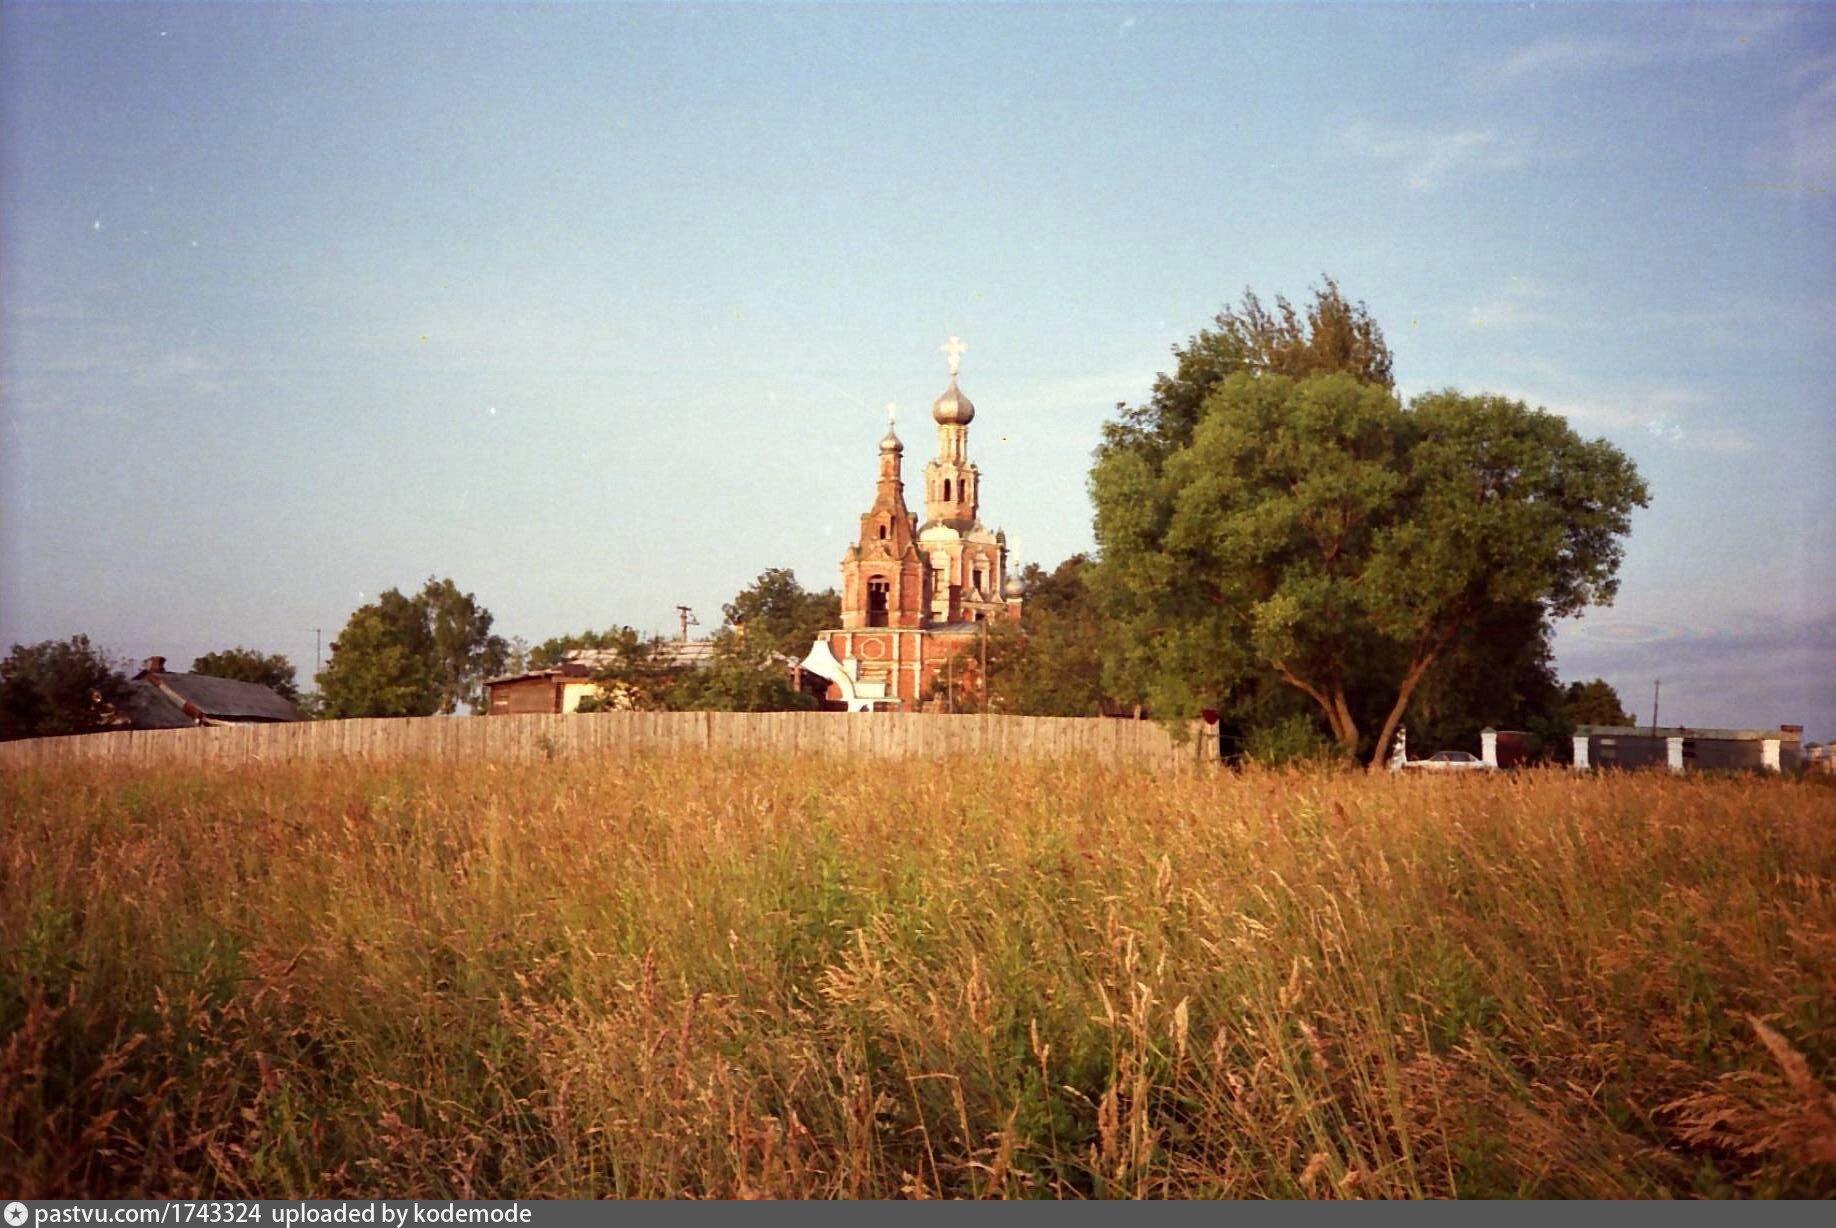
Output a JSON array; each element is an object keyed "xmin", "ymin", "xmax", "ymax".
[{"xmin": 1405, "ymin": 750, "xmax": 1494, "ymax": 772}]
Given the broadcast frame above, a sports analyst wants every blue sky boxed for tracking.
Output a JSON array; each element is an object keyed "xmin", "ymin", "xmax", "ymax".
[{"xmin": 3, "ymin": 2, "xmax": 1832, "ymax": 737}]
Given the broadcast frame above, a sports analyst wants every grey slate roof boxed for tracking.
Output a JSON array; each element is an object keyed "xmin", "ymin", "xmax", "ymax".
[
  {"xmin": 121, "ymin": 681, "xmax": 201, "ymax": 729},
  {"xmin": 565, "ymin": 641, "xmax": 801, "ymax": 673},
  {"xmin": 137, "ymin": 671, "xmax": 301, "ymax": 723}
]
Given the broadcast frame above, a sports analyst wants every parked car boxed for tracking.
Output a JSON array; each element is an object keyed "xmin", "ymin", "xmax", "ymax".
[{"xmin": 1405, "ymin": 750, "xmax": 1494, "ymax": 772}]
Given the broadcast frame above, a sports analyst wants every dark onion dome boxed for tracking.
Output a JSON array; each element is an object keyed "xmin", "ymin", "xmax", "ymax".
[{"xmin": 931, "ymin": 377, "xmax": 976, "ymax": 425}]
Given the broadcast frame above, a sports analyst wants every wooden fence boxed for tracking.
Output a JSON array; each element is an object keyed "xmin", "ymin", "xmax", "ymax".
[{"xmin": 0, "ymin": 711, "xmax": 1206, "ymax": 773}]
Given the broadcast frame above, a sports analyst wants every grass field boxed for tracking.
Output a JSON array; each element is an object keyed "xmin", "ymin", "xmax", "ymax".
[{"xmin": 3, "ymin": 755, "xmax": 1833, "ymax": 1198}]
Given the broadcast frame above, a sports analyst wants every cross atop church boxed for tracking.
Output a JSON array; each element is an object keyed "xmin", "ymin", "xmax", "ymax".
[
  {"xmin": 940, "ymin": 335, "xmax": 967, "ymax": 377},
  {"xmin": 886, "ymin": 401, "xmax": 897, "ymax": 425}
]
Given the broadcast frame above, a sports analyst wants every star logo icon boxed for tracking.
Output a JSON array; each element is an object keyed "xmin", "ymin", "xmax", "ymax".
[{"xmin": 5, "ymin": 1202, "xmax": 29, "ymax": 1227}]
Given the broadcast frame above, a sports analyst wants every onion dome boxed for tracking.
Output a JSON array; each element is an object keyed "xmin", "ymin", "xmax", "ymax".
[
  {"xmin": 931, "ymin": 378, "xmax": 976, "ymax": 425},
  {"xmin": 879, "ymin": 424, "xmax": 903, "ymax": 453},
  {"xmin": 1003, "ymin": 575, "xmax": 1025, "ymax": 600}
]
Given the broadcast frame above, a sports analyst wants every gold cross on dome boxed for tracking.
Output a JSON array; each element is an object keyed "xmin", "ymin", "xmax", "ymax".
[
  {"xmin": 940, "ymin": 335, "xmax": 967, "ymax": 377},
  {"xmin": 886, "ymin": 401, "xmax": 897, "ymax": 426}
]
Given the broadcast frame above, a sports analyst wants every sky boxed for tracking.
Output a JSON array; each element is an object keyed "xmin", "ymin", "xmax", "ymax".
[{"xmin": 2, "ymin": 1, "xmax": 1832, "ymax": 738}]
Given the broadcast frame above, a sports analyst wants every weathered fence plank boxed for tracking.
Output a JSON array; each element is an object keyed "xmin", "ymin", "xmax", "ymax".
[{"xmin": 0, "ymin": 711, "xmax": 1195, "ymax": 773}]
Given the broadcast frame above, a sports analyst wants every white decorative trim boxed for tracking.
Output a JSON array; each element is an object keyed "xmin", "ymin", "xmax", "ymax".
[{"xmin": 800, "ymin": 641, "xmax": 857, "ymax": 702}]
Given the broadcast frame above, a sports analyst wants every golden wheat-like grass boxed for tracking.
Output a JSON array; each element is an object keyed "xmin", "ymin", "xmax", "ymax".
[{"xmin": 2, "ymin": 755, "xmax": 1832, "ymax": 1197}]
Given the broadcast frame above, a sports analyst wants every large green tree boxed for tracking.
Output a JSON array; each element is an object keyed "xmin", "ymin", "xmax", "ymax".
[
  {"xmin": 0, "ymin": 636, "xmax": 132, "ymax": 741},
  {"xmin": 1358, "ymin": 391, "xmax": 1647, "ymax": 765},
  {"xmin": 1092, "ymin": 372, "xmax": 1647, "ymax": 767},
  {"xmin": 190, "ymin": 647, "xmax": 300, "ymax": 703},
  {"xmin": 976, "ymin": 556, "xmax": 1114, "ymax": 716},
  {"xmin": 721, "ymin": 568, "xmax": 840, "ymax": 660},
  {"xmin": 421, "ymin": 578, "xmax": 509, "ymax": 714},
  {"xmin": 316, "ymin": 578, "xmax": 507, "ymax": 718}
]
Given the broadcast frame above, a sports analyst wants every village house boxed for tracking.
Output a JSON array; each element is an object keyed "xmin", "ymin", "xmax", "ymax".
[
  {"xmin": 482, "ymin": 658, "xmax": 607, "ymax": 716},
  {"xmin": 799, "ymin": 338, "xmax": 1025, "ymax": 712},
  {"xmin": 113, "ymin": 656, "xmax": 300, "ymax": 728},
  {"xmin": 484, "ymin": 640, "xmax": 821, "ymax": 714}
]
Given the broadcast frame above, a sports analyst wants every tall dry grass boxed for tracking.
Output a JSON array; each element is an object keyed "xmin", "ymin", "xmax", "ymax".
[{"xmin": 2, "ymin": 755, "xmax": 1832, "ymax": 1197}]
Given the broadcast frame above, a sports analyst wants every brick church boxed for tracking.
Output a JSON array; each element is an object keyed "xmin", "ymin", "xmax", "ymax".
[{"xmin": 801, "ymin": 339, "xmax": 1023, "ymax": 710}]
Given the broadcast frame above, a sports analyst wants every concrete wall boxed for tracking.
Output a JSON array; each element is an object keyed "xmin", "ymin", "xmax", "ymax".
[{"xmin": 1586, "ymin": 733, "xmax": 1670, "ymax": 771}]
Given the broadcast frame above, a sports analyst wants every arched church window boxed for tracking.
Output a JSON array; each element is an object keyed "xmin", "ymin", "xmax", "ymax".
[
  {"xmin": 877, "ymin": 523, "xmax": 887, "ymax": 540},
  {"xmin": 867, "ymin": 577, "xmax": 890, "ymax": 627},
  {"xmin": 943, "ymin": 478, "xmax": 953, "ymax": 502}
]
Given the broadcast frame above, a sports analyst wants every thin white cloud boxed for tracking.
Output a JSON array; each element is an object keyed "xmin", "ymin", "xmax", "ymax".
[
  {"xmin": 1494, "ymin": 37, "xmax": 1652, "ymax": 82},
  {"xmin": 1496, "ymin": 384, "xmax": 1755, "ymax": 455},
  {"xmin": 1333, "ymin": 121, "xmax": 1527, "ymax": 192},
  {"xmin": 1785, "ymin": 54, "xmax": 1836, "ymax": 186},
  {"xmin": 1486, "ymin": 7, "xmax": 1797, "ymax": 84},
  {"xmin": 1466, "ymin": 276, "xmax": 1560, "ymax": 331}
]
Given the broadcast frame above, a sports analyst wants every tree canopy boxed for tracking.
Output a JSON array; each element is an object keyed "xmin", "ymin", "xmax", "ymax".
[
  {"xmin": 1092, "ymin": 371, "xmax": 1648, "ymax": 767},
  {"xmin": 0, "ymin": 635, "xmax": 132, "ymax": 741},
  {"xmin": 527, "ymin": 627, "xmax": 633, "ymax": 671},
  {"xmin": 190, "ymin": 647, "xmax": 300, "ymax": 703},
  {"xmin": 316, "ymin": 578, "xmax": 507, "ymax": 718},
  {"xmin": 975, "ymin": 556, "xmax": 1113, "ymax": 716},
  {"xmin": 721, "ymin": 568, "xmax": 840, "ymax": 660},
  {"xmin": 1103, "ymin": 277, "xmax": 1394, "ymax": 463},
  {"xmin": 1563, "ymin": 678, "xmax": 1636, "ymax": 727}
]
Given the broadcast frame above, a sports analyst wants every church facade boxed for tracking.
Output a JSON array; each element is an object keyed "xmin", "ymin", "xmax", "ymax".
[{"xmin": 801, "ymin": 340, "xmax": 1023, "ymax": 711}]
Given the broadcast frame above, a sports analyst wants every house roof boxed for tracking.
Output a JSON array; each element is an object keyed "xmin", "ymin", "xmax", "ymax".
[
  {"xmin": 564, "ymin": 641, "xmax": 802, "ymax": 673},
  {"xmin": 135, "ymin": 670, "xmax": 301, "ymax": 722},
  {"xmin": 567, "ymin": 641, "xmax": 720, "ymax": 671},
  {"xmin": 120, "ymin": 680, "xmax": 201, "ymax": 729},
  {"xmin": 1575, "ymin": 724, "xmax": 1801, "ymax": 742}
]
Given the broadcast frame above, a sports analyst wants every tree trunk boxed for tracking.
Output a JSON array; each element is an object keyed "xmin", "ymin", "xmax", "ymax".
[
  {"xmin": 1274, "ymin": 660, "xmax": 1360, "ymax": 756},
  {"xmin": 1367, "ymin": 621, "xmax": 1466, "ymax": 770},
  {"xmin": 1367, "ymin": 654, "xmax": 1435, "ymax": 771}
]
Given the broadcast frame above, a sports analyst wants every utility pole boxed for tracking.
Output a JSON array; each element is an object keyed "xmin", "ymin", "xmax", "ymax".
[
  {"xmin": 675, "ymin": 605, "xmax": 698, "ymax": 642},
  {"xmin": 314, "ymin": 628, "xmax": 322, "ymax": 676},
  {"xmin": 1651, "ymin": 679, "xmax": 1661, "ymax": 734}
]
